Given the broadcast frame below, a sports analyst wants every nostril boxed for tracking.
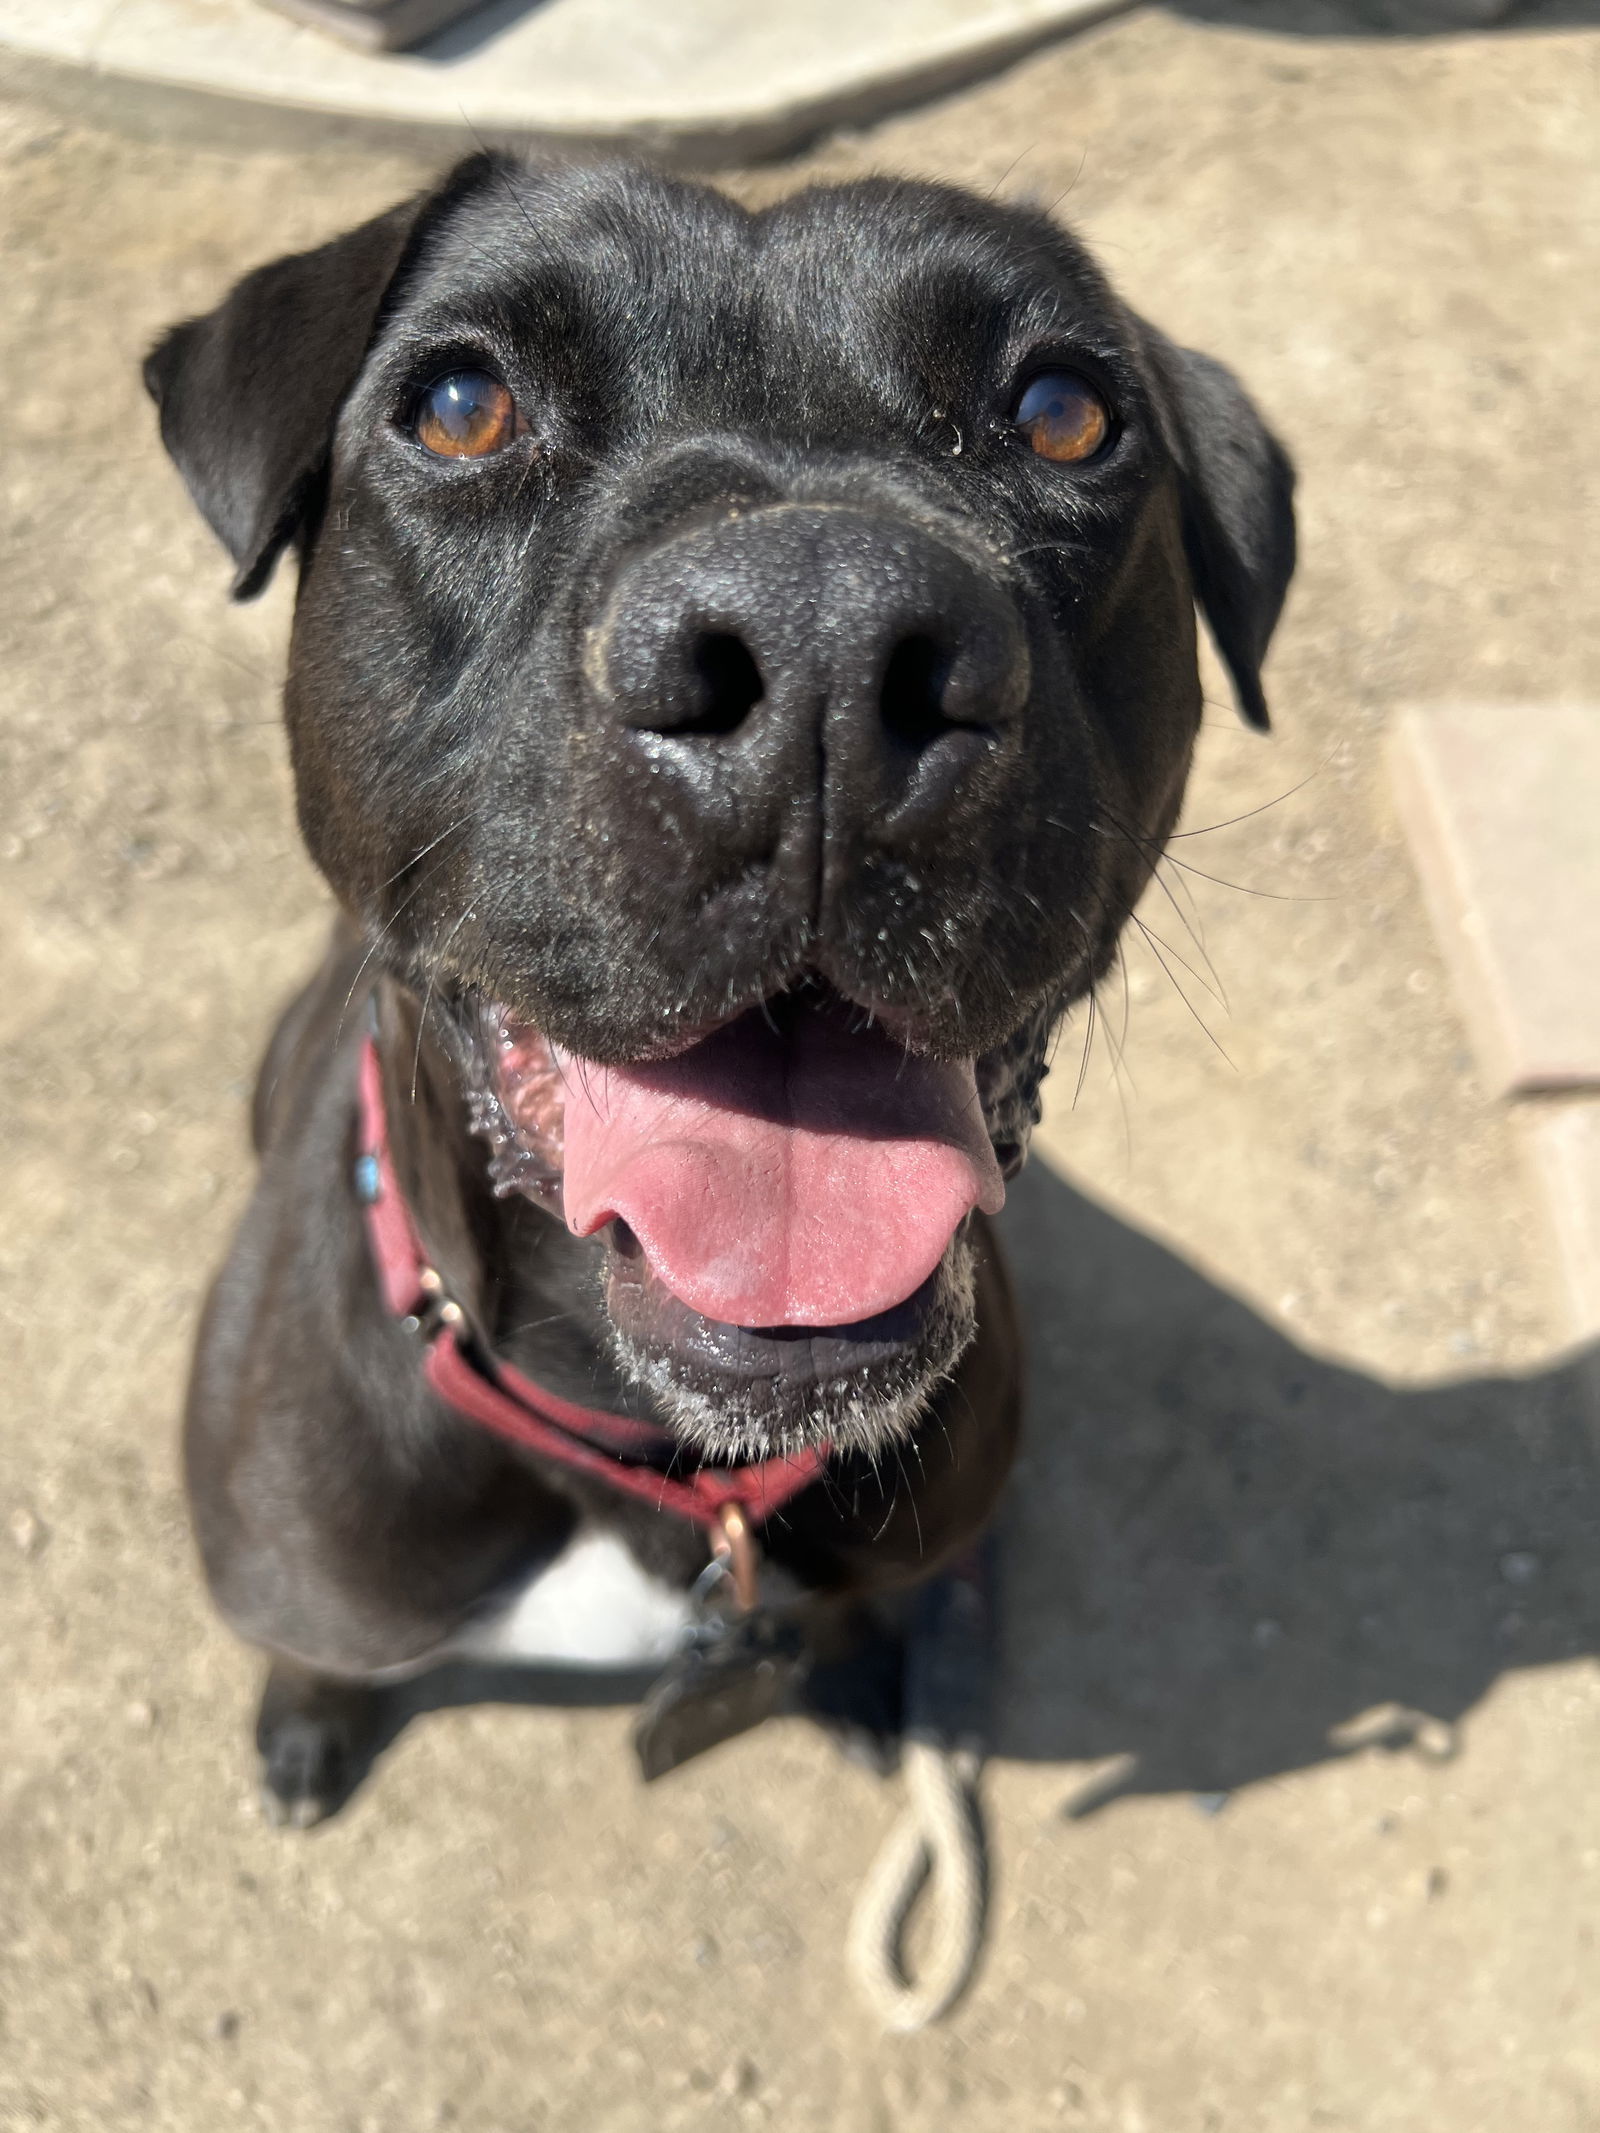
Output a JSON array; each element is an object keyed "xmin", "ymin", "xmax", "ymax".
[
  {"xmin": 677, "ymin": 630, "xmax": 763, "ymax": 737},
  {"xmin": 879, "ymin": 633, "xmax": 956, "ymax": 752}
]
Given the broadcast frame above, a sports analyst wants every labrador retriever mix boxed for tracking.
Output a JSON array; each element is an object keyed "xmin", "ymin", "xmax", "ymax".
[{"xmin": 145, "ymin": 155, "xmax": 1294, "ymax": 1827}]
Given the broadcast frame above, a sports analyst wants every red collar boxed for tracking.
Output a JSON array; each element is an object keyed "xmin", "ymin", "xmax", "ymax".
[{"xmin": 355, "ymin": 1038, "xmax": 828, "ymax": 1563}]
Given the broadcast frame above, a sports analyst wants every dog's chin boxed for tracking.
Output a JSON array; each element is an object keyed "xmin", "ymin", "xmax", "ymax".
[{"xmin": 600, "ymin": 1230, "xmax": 979, "ymax": 1462}]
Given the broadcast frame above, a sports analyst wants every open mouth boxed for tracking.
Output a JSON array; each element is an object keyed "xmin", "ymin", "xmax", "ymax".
[{"xmin": 472, "ymin": 985, "xmax": 1006, "ymax": 1451}]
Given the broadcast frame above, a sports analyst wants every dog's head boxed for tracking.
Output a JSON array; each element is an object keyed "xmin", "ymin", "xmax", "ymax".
[{"xmin": 147, "ymin": 155, "xmax": 1293, "ymax": 1456}]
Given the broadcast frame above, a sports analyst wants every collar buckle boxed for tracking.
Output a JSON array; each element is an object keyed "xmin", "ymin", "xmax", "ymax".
[{"xmin": 400, "ymin": 1264, "xmax": 464, "ymax": 1344}]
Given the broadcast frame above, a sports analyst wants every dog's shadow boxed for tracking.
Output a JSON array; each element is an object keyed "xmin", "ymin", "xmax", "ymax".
[
  {"xmin": 1163, "ymin": 0, "xmax": 1599, "ymax": 37},
  {"xmin": 390, "ymin": 1160, "xmax": 1600, "ymax": 1818},
  {"xmin": 998, "ymin": 1159, "xmax": 1600, "ymax": 1809}
]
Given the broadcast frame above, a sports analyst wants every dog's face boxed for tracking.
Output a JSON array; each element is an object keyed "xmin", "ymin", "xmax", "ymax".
[{"xmin": 147, "ymin": 156, "xmax": 1293, "ymax": 1456}]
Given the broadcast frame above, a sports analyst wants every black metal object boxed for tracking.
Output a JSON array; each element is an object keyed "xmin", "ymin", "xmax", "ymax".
[{"xmin": 633, "ymin": 1612, "xmax": 810, "ymax": 1783}]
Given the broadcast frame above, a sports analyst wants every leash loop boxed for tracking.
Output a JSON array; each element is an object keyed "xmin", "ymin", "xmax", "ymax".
[
  {"xmin": 847, "ymin": 1739, "xmax": 988, "ymax": 2033},
  {"xmin": 847, "ymin": 1555, "xmax": 996, "ymax": 2031}
]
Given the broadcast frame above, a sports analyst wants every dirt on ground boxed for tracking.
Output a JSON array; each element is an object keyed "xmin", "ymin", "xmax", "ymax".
[{"xmin": 3, "ymin": 9, "xmax": 1599, "ymax": 2129}]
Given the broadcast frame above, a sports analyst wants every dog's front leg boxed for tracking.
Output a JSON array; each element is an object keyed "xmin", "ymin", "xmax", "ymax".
[{"xmin": 254, "ymin": 1660, "xmax": 399, "ymax": 1828}]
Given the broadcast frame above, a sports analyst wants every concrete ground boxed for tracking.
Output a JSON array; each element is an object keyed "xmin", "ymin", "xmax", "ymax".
[{"xmin": 3, "ymin": 10, "xmax": 1600, "ymax": 2129}]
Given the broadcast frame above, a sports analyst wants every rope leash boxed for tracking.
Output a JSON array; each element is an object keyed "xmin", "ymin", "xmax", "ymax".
[
  {"xmin": 846, "ymin": 1551, "xmax": 996, "ymax": 2031},
  {"xmin": 847, "ymin": 1737, "xmax": 988, "ymax": 2033}
]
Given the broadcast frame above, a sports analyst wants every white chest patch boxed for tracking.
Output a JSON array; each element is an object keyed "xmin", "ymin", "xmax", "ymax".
[{"xmin": 446, "ymin": 1529, "xmax": 696, "ymax": 1670}]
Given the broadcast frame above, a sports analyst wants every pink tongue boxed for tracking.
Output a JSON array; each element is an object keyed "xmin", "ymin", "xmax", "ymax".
[{"xmin": 558, "ymin": 1006, "xmax": 1004, "ymax": 1328}]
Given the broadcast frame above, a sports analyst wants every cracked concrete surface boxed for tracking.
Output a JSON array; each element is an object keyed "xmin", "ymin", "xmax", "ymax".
[{"xmin": 4, "ymin": 10, "xmax": 1600, "ymax": 2128}]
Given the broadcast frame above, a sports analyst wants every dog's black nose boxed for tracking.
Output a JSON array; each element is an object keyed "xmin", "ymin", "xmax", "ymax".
[{"xmin": 590, "ymin": 505, "xmax": 1029, "ymax": 894}]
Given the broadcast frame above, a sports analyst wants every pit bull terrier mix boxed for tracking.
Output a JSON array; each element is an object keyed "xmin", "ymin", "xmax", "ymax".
[{"xmin": 144, "ymin": 155, "xmax": 1294, "ymax": 1827}]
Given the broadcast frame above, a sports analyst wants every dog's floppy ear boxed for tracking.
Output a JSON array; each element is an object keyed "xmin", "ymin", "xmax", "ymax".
[
  {"xmin": 143, "ymin": 157, "xmax": 494, "ymax": 600},
  {"xmin": 1144, "ymin": 330, "xmax": 1297, "ymax": 731}
]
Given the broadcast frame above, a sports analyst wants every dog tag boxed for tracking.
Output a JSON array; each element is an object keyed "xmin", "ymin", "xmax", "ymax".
[{"xmin": 633, "ymin": 1612, "xmax": 808, "ymax": 1782}]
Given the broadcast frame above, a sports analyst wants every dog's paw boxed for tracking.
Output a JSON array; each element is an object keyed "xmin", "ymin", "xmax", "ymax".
[
  {"xmin": 822, "ymin": 1715, "xmax": 903, "ymax": 1780},
  {"xmin": 254, "ymin": 1666, "xmax": 389, "ymax": 1828},
  {"xmin": 258, "ymin": 1713, "xmax": 358, "ymax": 1828},
  {"xmin": 801, "ymin": 1619, "xmax": 906, "ymax": 1777}
]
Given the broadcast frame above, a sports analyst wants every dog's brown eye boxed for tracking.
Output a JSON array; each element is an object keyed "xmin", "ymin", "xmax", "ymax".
[
  {"xmin": 413, "ymin": 370, "xmax": 524, "ymax": 459},
  {"xmin": 1014, "ymin": 371, "xmax": 1111, "ymax": 465}
]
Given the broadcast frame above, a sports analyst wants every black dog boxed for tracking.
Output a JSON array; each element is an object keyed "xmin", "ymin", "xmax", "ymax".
[{"xmin": 144, "ymin": 155, "xmax": 1294, "ymax": 1825}]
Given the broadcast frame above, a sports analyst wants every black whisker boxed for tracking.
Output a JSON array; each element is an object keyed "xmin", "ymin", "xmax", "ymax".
[
  {"xmin": 1073, "ymin": 987, "xmax": 1098, "ymax": 1110},
  {"xmin": 411, "ymin": 905, "xmax": 476, "ymax": 1102},
  {"xmin": 1130, "ymin": 911, "xmax": 1227, "ymax": 1010},
  {"xmin": 1132, "ymin": 919, "xmax": 1237, "ymax": 1072},
  {"xmin": 1169, "ymin": 753, "xmax": 1335, "ymax": 840}
]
